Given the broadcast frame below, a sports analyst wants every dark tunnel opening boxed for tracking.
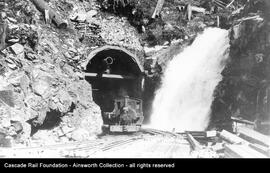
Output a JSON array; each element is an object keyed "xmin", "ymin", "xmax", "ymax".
[
  {"xmin": 85, "ymin": 47, "xmax": 144, "ymax": 121},
  {"xmin": 28, "ymin": 109, "xmax": 62, "ymax": 136},
  {"xmin": 86, "ymin": 49, "xmax": 141, "ymax": 77}
]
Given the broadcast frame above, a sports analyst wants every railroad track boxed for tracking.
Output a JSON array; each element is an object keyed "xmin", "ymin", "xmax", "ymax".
[
  {"xmin": 59, "ymin": 136, "xmax": 144, "ymax": 157},
  {"xmin": 0, "ymin": 135, "xmax": 145, "ymax": 158},
  {"xmin": 141, "ymin": 128, "xmax": 182, "ymax": 138},
  {"xmin": 0, "ymin": 128, "xmax": 213, "ymax": 158},
  {"xmin": 0, "ymin": 128, "xmax": 187, "ymax": 158}
]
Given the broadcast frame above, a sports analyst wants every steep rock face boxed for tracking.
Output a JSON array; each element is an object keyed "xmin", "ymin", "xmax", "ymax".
[
  {"xmin": 210, "ymin": 0, "xmax": 270, "ymax": 134},
  {"xmin": 68, "ymin": 0, "xmax": 144, "ymax": 64},
  {"xmin": 0, "ymin": 0, "xmax": 103, "ymax": 145}
]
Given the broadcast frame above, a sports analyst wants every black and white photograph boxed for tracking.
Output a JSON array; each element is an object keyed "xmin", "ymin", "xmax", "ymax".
[{"xmin": 0, "ymin": 0, "xmax": 270, "ymax": 166}]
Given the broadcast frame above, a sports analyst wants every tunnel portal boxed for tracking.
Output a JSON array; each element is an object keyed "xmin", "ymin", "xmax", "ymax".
[{"xmin": 84, "ymin": 46, "xmax": 144, "ymax": 114}]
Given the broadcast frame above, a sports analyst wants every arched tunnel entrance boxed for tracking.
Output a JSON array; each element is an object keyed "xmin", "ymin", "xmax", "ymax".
[{"xmin": 84, "ymin": 46, "xmax": 144, "ymax": 118}]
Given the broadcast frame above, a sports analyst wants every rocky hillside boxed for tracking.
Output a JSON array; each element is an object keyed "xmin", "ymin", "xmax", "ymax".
[
  {"xmin": 0, "ymin": 0, "xmax": 104, "ymax": 147},
  {"xmin": 0, "ymin": 0, "xmax": 147, "ymax": 147}
]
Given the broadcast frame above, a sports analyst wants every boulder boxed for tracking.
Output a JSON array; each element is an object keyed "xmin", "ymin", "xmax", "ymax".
[
  {"xmin": 0, "ymin": 77, "xmax": 10, "ymax": 90},
  {"xmin": 86, "ymin": 10, "xmax": 98, "ymax": 23},
  {"xmin": 70, "ymin": 12, "xmax": 87, "ymax": 22},
  {"xmin": 11, "ymin": 121, "xmax": 23, "ymax": 133},
  {"xmin": 10, "ymin": 43, "xmax": 24, "ymax": 55},
  {"xmin": 55, "ymin": 89, "xmax": 72, "ymax": 113},
  {"xmin": 70, "ymin": 10, "xmax": 98, "ymax": 23},
  {"xmin": 87, "ymin": 10, "xmax": 98, "ymax": 18},
  {"xmin": 32, "ymin": 77, "xmax": 51, "ymax": 98},
  {"xmin": 20, "ymin": 122, "xmax": 31, "ymax": 140},
  {"xmin": 72, "ymin": 102, "xmax": 103, "ymax": 136},
  {"xmin": 6, "ymin": 72, "xmax": 25, "ymax": 86},
  {"xmin": 1, "ymin": 118, "xmax": 11, "ymax": 128},
  {"xmin": 24, "ymin": 93, "xmax": 46, "ymax": 111},
  {"xmin": 0, "ymin": 90, "xmax": 15, "ymax": 107},
  {"xmin": 67, "ymin": 80, "xmax": 93, "ymax": 107}
]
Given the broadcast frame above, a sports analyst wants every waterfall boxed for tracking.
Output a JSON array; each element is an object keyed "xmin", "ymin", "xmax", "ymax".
[{"xmin": 149, "ymin": 28, "xmax": 230, "ymax": 132}]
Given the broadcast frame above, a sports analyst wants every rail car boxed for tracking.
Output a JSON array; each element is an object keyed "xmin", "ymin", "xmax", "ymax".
[{"xmin": 102, "ymin": 96, "xmax": 144, "ymax": 132}]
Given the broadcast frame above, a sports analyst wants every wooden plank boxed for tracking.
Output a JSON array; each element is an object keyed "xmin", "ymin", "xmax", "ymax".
[
  {"xmin": 152, "ymin": 0, "xmax": 165, "ymax": 19},
  {"xmin": 224, "ymin": 144, "xmax": 268, "ymax": 158},
  {"xmin": 224, "ymin": 147, "xmax": 242, "ymax": 158},
  {"xmin": 248, "ymin": 143, "xmax": 270, "ymax": 157},
  {"xmin": 238, "ymin": 126, "xmax": 270, "ymax": 147},
  {"xmin": 220, "ymin": 130, "xmax": 247, "ymax": 144},
  {"xmin": 186, "ymin": 133, "xmax": 203, "ymax": 150},
  {"xmin": 84, "ymin": 73, "xmax": 135, "ymax": 79},
  {"xmin": 206, "ymin": 131, "xmax": 217, "ymax": 138},
  {"xmin": 236, "ymin": 15, "xmax": 263, "ymax": 23},
  {"xmin": 184, "ymin": 131, "xmax": 216, "ymax": 138},
  {"xmin": 186, "ymin": 4, "xmax": 206, "ymax": 21},
  {"xmin": 214, "ymin": 0, "xmax": 226, "ymax": 9},
  {"xmin": 231, "ymin": 117, "xmax": 255, "ymax": 125},
  {"xmin": 226, "ymin": 0, "xmax": 235, "ymax": 8},
  {"xmin": 185, "ymin": 131, "xmax": 206, "ymax": 138},
  {"xmin": 190, "ymin": 6, "xmax": 206, "ymax": 13},
  {"xmin": 215, "ymin": 0, "xmax": 227, "ymax": 5}
]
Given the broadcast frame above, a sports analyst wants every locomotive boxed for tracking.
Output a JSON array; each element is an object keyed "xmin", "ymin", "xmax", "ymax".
[{"xmin": 102, "ymin": 96, "xmax": 144, "ymax": 132}]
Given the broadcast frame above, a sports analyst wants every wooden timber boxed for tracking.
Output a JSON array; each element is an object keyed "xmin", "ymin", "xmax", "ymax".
[
  {"xmin": 226, "ymin": 0, "xmax": 235, "ymax": 8},
  {"xmin": 187, "ymin": 4, "xmax": 206, "ymax": 21},
  {"xmin": 220, "ymin": 130, "xmax": 247, "ymax": 144},
  {"xmin": 231, "ymin": 117, "xmax": 255, "ymax": 125},
  {"xmin": 238, "ymin": 126, "xmax": 270, "ymax": 148},
  {"xmin": 152, "ymin": 0, "xmax": 165, "ymax": 19},
  {"xmin": 84, "ymin": 73, "xmax": 135, "ymax": 79},
  {"xmin": 185, "ymin": 131, "xmax": 205, "ymax": 138},
  {"xmin": 224, "ymin": 144, "xmax": 268, "ymax": 158},
  {"xmin": 248, "ymin": 143, "xmax": 270, "ymax": 157},
  {"xmin": 186, "ymin": 133, "xmax": 203, "ymax": 150}
]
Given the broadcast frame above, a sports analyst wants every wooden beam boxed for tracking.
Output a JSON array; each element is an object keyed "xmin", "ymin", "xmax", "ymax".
[
  {"xmin": 214, "ymin": 0, "xmax": 226, "ymax": 8},
  {"xmin": 236, "ymin": 15, "xmax": 264, "ymax": 23},
  {"xmin": 187, "ymin": 4, "xmax": 206, "ymax": 21},
  {"xmin": 152, "ymin": 0, "xmax": 165, "ymax": 19},
  {"xmin": 226, "ymin": 0, "xmax": 235, "ymax": 8},
  {"xmin": 185, "ymin": 131, "xmax": 206, "ymax": 138},
  {"xmin": 217, "ymin": 16, "xmax": 220, "ymax": 27},
  {"xmin": 84, "ymin": 72, "xmax": 135, "ymax": 79},
  {"xmin": 215, "ymin": 0, "xmax": 227, "ymax": 6},
  {"xmin": 238, "ymin": 126, "xmax": 270, "ymax": 147},
  {"xmin": 249, "ymin": 143, "xmax": 270, "ymax": 157},
  {"xmin": 220, "ymin": 130, "xmax": 247, "ymax": 144},
  {"xmin": 224, "ymin": 144, "xmax": 268, "ymax": 158},
  {"xmin": 186, "ymin": 132, "xmax": 203, "ymax": 150},
  {"xmin": 231, "ymin": 117, "xmax": 255, "ymax": 125}
]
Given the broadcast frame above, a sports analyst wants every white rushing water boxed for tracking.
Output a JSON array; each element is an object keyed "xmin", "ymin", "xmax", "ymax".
[{"xmin": 149, "ymin": 28, "xmax": 230, "ymax": 132}]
